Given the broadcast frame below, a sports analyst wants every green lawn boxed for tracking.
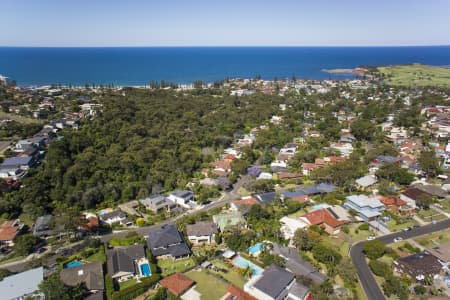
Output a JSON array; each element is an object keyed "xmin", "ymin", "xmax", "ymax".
[
  {"xmin": 119, "ymin": 278, "xmax": 139, "ymax": 290},
  {"xmin": 324, "ymin": 236, "xmax": 350, "ymax": 256},
  {"xmin": 386, "ymin": 219, "xmax": 418, "ymax": 232},
  {"xmin": 157, "ymin": 257, "xmax": 196, "ymax": 276},
  {"xmin": 185, "ymin": 269, "xmax": 228, "ymax": 300},
  {"xmin": 378, "ymin": 64, "xmax": 450, "ymax": 87},
  {"xmin": 210, "ymin": 259, "xmax": 247, "ymax": 289},
  {"xmin": 86, "ymin": 249, "xmax": 106, "ymax": 263},
  {"xmin": 439, "ymin": 199, "xmax": 450, "ymax": 214},
  {"xmin": 417, "ymin": 209, "xmax": 446, "ymax": 222},
  {"xmin": 288, "ymin": 209, "xmax": 308, "ymax": 218},
  {"xmin": 346, "ymin": 225, "xmax": 372, "ymax": 242},
  {"xmin": 414, "ymin": 228, "xmax": 450, "ymax": 248},
  {"xmin": 237, "ymin": 187, "xmax": 251, "ymax": 196}
]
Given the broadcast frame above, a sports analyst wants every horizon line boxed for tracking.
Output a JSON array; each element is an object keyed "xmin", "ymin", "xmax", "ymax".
[{"xmin": 1, "ymin": 44, "xmax": 450, "ymax": 48}]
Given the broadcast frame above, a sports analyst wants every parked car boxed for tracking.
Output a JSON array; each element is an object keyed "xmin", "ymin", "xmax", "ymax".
[
  {"xmin": 366, "ymin": 236, "xmax": 376, "ymax": 241},
  {"xmin": 402, "ymin": 227, "xmax": 412, "ymax": 232},
  {"xmin": 393, "ymin": 237, "xmax": 403, "ymax": 243}
]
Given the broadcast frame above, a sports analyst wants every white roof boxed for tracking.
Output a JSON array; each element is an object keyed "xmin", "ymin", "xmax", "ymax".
[
  {"xmin": 0, "ymin": 267, "xmax": 43, "ymax": 299},
  {"xmin": 356, "ymin": 175, "xmax": 378, "ymax": 187},
  {"xmin": 346, "ymin": 194, "xmax": 383, "ymax": 208}
]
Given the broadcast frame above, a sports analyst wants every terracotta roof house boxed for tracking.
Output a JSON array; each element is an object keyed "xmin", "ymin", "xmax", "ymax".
[
  {"xmin": 186, "ymin": 221, "xmax": 218, "ymax": 245},
  {"xmin": 300, "ymin": 208, "xmax": 345, "ymax": 235},
  {"xmin": 378, "ymin": 196, "xmax": 415, "ymax": 216},
  {"xmin": 301, "ymin": 163, "xmax": 317, "ymax": 176},
  {"xmin": 159, "ymin": 272, "xmax": 195, "ymax": 297},
  {"xmin": 230, "ymin": 197, "xmax": 260, "ymax": 211},
  {"xmin": 60, "ymin": 261, "xmax": 104, "ymax": 297},
  {"xmin": 394, "ymin": 252, "xmax": 443, "ymax": 281},
  {"xmin": 147, "ymin": 224, "xmax": 191, "ymax": 259},
  {"xmin": 0, "ymin": 219, "xmax": 21, "ymax": 247},
  {"xmin": 224, "ymin": 284, "xmax": 257, "ymax": 300},
  {"xmin": 280, "ymin": 191, "xmax": 309, "ymax": 203}
]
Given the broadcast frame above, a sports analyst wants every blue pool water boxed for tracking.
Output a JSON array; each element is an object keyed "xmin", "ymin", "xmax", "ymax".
[
  {"xmin": 311, "ymin": 204, "xmax": 329, "ymax": 210},
  {"xmin": 232, "ymin": 255, "xmax": 263, "ymax": 276},
  {"xmin": 248, "ymin": 243, "xmax": 263, "ymax": 255},
  {"xmin": 65, "ymin": 260, "xmax": 84, "ymax": 268},
  {"xmin": 140, "ymin": 263, "xmax": 151, "ymax": 277}
]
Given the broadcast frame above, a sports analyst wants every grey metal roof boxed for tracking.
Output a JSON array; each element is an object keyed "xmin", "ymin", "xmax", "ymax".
[
  {"xmin": 255, "ymin": 192, "xmax": 277, "ymax": 204},
  {"xmin": 0, "ymin": 267, "xmax": 43, "ymax": 300},
  {"xmin": 107, "ymin": 245, "xmax": 145, "ymax": 276},
  {"xmin": 253, "ymin": 264, "xmax": 294, "ymax": 299},
  {"xmin": 186, "ymin": 221, "xmax": 218, "ymax": 237},
  {"xmin": 147, "ymin": 224, "xmax": 191, "ymax": 258},
  {"xmin": 1, "ymin": 156, "xmax": 33, "ymax": 167},
  {"xmin": 60, "ymin": 261, "xmax": 104, "ymax": 291}
]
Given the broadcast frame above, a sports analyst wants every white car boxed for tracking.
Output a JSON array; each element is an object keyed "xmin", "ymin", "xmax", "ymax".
[
  {"xmin": 366, "ymin": 236, "xmax": 376, "ymax": 241},
  {"xmin": 393, "ymin": 237, "xmax": 403, "ymax": 243}
]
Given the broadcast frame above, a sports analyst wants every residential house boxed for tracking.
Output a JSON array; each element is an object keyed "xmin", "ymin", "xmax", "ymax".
[
  {"xmin": 230, "ymin": 197, "xmax": 260, "ymax": 211},
  {"xmin": 400, "ymin": 188, "xmax": 431, "ymax": 209},
  {"xmin": 99, "ymin": 209, "xmax": 129, "ymax": 226},
  {"xmin": 299, "ymin": 208, "xmax": 345, "ymax": 235},
  {"xmin": 244, "ymin": 264, "xmax": 310, "ymax": 300},
  {"xmin": 378, "ymin": 196, "xmax": 415, "ymax": 216},
  {"xmin": 277, "ymin": 172, "xmax": 302, "ymax": 181},
  {"xmin": 279, "ymin": 216, "xmax": 309, "ymax": 240},
  {"xmin": 280, "ymin": 191, "xmax": 309, "ymax": 203},
  {"xmin": 158, "ymin": 273, "xmax": 195, "ymax": 298},
  {"xmin": 0, "ymin": 156, "xmax": 34, "ymax": 179},
  {"xmin": 0, "ymin": 219, "xmax": 22, "ymax": 247},
  {"xmin": 0, "ymin": 267, "xmax": 43, "ymax": 300},
  {"xmin": 301, "ymin": 163, "xmax": 317, "ymax": 176},
  {"xmin": 413, "ymin": 184, "xmax": 447, "ymax": 199},
  {"xmin": 147, "ymin": 224, "xmax": 191, "ymax": 260},
  {"xmin": 272, "ymin": 243, "xmax": 326, "ymax": 284},
  {"xmin": 355, "ymin": 175, "xmax": 378, "ymax": 189},
  {"xmin": 343, "ymin": 195, "xmax": 385, "ymax": 222},
  {"xmin": 394, "ymin": 252, "xmax": 442, "ymax": 281},
  {"xmin": 213, "ymin": 211, "xmax": 246, "ymax": 231},
  {"xmin": 329, "ymin": 142, "xmax": 353, "ymax": 157},
  {"xmin": 254, "ymin": 191, "xmax": 278, "ymax": 205},
  {"xmin": 118, "ymin": 200, "xmax": 143, "ymax": 217},
  {"xmin": 60, "ymin": 261, "xmax": 104, "ymax": 298},
  {"xmin": 186, "ymin": 221, "xmax": 218, "ymax": 245},
  {"xmin": 33, "ymin": 214, "xmax": 53, "ymax": 237},
  {"xmin": 223, "ymin": 284, "xmax": 257, "ymax": 300},
  {"xmin": 107, "ymin": 245, "xmax": 150, "ymax": 281},
  {"xmin": 212, "ymin": 159, "xmax": 232, "ymax": 177},
  {"xmin": 140, "ymin": 194, "xmax": 176, "ymax": 213},
  {"xmin": 426, "ymin": 242, "xmax": 450, "ymax": 270},
  {"xmin": 167, "ymin": 190, "xmax": 195, "ymax": 209}
]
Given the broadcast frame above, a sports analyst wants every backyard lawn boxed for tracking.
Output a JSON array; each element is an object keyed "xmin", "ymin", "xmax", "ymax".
[
  {"xmin": 346, "ymin": 225, "xmax": 372, "ymax": 242},
  {"xmin": 288, "ymin": 208, "xmax": 308, "ymax": 218},
  {"xmin": 210, "ymin": 259, "xmax": 247, "ymax": 289},
  {"xmin": 185, "ymin": 269, "xmax": 228, "ymax": 300},
  {"xmin": 119, "ymin": 278, "xmax": 139, "ymax": 290},
  {"xmin": 86, "ymin": 249, "xmax": 106, "ymax": 263},
  {"xmin": 157, "ymin": 257, "xmax": 196, "ymax": 276}
]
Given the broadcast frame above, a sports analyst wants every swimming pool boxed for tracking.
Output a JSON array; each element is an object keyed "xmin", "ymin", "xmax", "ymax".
[
  {"xmin": 140, "ymin": 263, "xmax": 151, "ymax": 277},
  {"xmin": 232, "ymin": 255, "xmax": 263, "ymax": 276},
  {"xmin": 311, "ymin": 204, "xmax": 329, "ymax": 211},
  {"xmin": 248, "ymin": 243, "xmax": 263, "ymax": 255},
  {"xmin": 65, "ymin": 260, "xmax": 84, "ymax": 268}
]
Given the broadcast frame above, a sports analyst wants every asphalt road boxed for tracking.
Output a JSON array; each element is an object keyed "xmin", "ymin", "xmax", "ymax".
[{"xmin": 350, "ymin": 218, "xmax": 450, "ymax": 300}]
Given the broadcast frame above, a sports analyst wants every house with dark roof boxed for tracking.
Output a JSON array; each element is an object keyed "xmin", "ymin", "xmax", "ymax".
[
  {"xmin": 33, "ymin": 214, "xmax": 54, "ymax": 237},
  {"xmin": 394, "ymin": 252, "xmax": 443, "ymax": 281},
  {"xmin": 426, "ymin": 242, "xmax": 450, "ymax": 269},
  {"xmin": 413, "ymin": 184, "xmax": 447, "ymax": 199},
  {"xmin": 272, "ymin": 243, "xmax": 326, "ymax": 284},
  {"xmin": 186, "ymin": 221, "xmax": 218, "ymax": 245},
  {"xmin": 146, "ymin": 224, "xmax": 191, "ymax": 260},
  {"xmin": 400, "ymin": 188, "xmax": 431, "ymax": 209},
  {"xmin": 60, "ymin": 261, "xmax": 104, "ymax": 298},
  {"xmin": 244, "ymin": 264, "xmax": 310, "ymax": 300},
  {"xmin": 254, "ymin": 191, "xmax": 277, "ymax": 205},
  {"xmin": 139, "ymin": 194, "xmax": 176, "ymax": 213},
  {"xmin": 158, "ymin": 272, "xmax": 195, "ymax": 298},
  {"xmin": 107, "ymin": 245, "xmax": 149, "ymax": 282}
]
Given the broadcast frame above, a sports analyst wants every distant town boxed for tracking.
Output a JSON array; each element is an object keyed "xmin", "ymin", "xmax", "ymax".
[{"xmin": 0, "ymin": 64, "xmax": 450, "ymax": 300}]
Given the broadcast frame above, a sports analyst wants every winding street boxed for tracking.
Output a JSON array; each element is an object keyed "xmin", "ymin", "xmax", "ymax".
[{"xmin": 350, "ymin": 218, "xmax": 450, "ymax": 300}]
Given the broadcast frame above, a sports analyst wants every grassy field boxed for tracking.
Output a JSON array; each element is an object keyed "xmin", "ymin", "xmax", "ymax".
[
  {"xmin": 416, "ymin": 208, "xmax": 446, "ymax": 222},
  {"xmin": 210, "ymin": 259, "xmax": 247, "ymax": 288},
  {"xmin": 346, "ymin": 224, "xmax": 372, "ymax": 242},
  {"xmin": 157, "ymin": 257, "xmax": 196, "ymax": 276},
  {"xmin": 414, "ymin": 228, "xmax": 450, "ymax": 248},
  {"xmin": 0, "ymin": 111, "xmax": 42, "ymax": 124},
  {"xmin": 86, "ymin": 249, "xmax": 106, "ymax": 263},
  {"xmin": 378, "ymin": 64, "xmax": 450, "ymax": 87},
  {"xmin": 386, "ymin": 218, "xmax": 418, "ymax": 232},
  {"xmin": 119, "ymin": 278, "xmax": 139, "ymax": 290},
  {"xmin": 185, "ymin": 269, "xmax": 228, "ymax": 300}
]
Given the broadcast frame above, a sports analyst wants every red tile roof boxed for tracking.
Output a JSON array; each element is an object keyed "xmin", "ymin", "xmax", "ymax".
[
  {"xmin": 0, "ymin": 220, "xmax": 18, "ymax": 241},
  {"xmin": 378, "ymin": 196, "xmax": 406, "ymax": 207},
  {"xmin": 225, "ymin": 284, "xmax": 257, "ymax": 300},
  {"xmin": 302, "ymin": 209, "xmax": 343, "ymax": 228},
  {"xmin": 232, "ymin": 197, "xmax": 259, "ymax": 206},
  {"xmin": 302, "ymin": 163, "xmax": 317, "ymax": 171},
  {"xmin": 159, "ymin": 273, "xmax": 195, "ymax": 297}
]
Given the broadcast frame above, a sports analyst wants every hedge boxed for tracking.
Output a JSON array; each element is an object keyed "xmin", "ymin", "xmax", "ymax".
[{"xmin": 111, "ymin": 274, "xmax": 161, "ymax": 300}]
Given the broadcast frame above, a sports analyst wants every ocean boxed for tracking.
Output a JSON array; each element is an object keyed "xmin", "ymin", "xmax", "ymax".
[{"xmin": 0, "ymin": 46, "xmax": 449, "ymax": 86}]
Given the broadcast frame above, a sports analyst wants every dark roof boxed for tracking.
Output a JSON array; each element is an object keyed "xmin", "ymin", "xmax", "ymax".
[
  {"xmin": 316, "ymin": 183, "xmax": 337, "ymax": 193},
  {"xmin": 60, "ymin": 261, "xmax": 104, "ymax": 291},
  {"xmin": 107, "ymin": 245, "xmax": 145, "ymax": 276},
  {"xmin": 33, "ymin": 215, "xmax": 52, "ymax": 235},
  {"xmin": 170, "ymin": 190, "xmax": 193, "ymax": 199},
  {"xmin": 255, "ymin": 191, "xmax": 277, "ymax": 204},
  {"xmin": 147, "ymin": 224, "xmax": 191, "ymax": 258},
  {"xmin": 413, "ymin": 184, "xmax": 447, "ymax": 198},
  {"xmin": 186, "ymin": 221, "xmax": 218, "ymax": 236},
  {"xmin": 298, "ymin": 185, "xmax": 321, "ymax": 195},
  {"xmin": 253, "ymin": 264, "xmax": 294, "ymax": 299},
  {"xmin": 1, "ymin": 156, "xmax": 33, "ymax": 167},
  {"xmin": 396, "ymin": 252, "xmax": 442, "ymax": 278},
  {"xmin": 272, "ymin": 243, "xmax": 326, "ymax": 283},
  {"xmin": 402, "ymin": 188, "xmax": 431, "ymax": 201}
]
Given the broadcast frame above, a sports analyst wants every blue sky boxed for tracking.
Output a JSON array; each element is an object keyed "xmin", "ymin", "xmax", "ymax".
[{"xmin": 1, "ymin": 0, "xmax": 449, "ymax": 46}]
